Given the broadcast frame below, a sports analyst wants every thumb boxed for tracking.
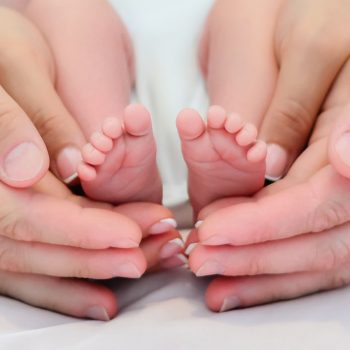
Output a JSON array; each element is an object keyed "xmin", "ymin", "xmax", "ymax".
[
  {"xmin": 0, "ymin": 85, "xmax": 49, "ymax": 188},
  {"xmin": 259, "ymin": 38, "xmax": 346, "ymax": 180},
  {"xmin": 329, "ymin": 104, "xmax": 350, "ymax": 179},
  {"xmin": 0, "ymin": 7, "xmax": 86, "ymax": 184},
  {"xmin": 2, "ymin": 59, "xmax": 86, "ymax": 184}
]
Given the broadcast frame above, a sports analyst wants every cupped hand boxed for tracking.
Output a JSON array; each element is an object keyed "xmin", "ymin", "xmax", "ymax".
[
  {"xmin": 0, "ymin": 5, "xmax": 185, "ymax": 320},
  {"xmin": 186, "ymin": 60, "xmax": 350, "ymax": 311},
  {"xmin": 258, "ymin": 0, "xmax": 350, "ymax": 179},
  {"xmin": 0, "ymin": 172, "xmax": 183, "ymax": 320},
  {"xmin": 0, "ymin": 6, "xmax": 86, "ymax": 184}
]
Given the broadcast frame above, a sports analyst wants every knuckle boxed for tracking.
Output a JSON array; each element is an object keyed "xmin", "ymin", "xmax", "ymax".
[
  {"xmin": 31, "ymin": 108, "xmax": 62, "ymax": 142},
  {"xmin": 0, "ymin": 98, "xmax": 24, "ymax": 128},
  {"xmin": 68, "ymin": 233, "xmax": 90, "ymax": 250},
  {"xmin": 71, "ymin": 258, "xmax": 96, "ymax": 279},
  {"xmin": 0, "ymin": 240, "xmax": 21, "ymax": 272},
  {"xmin": 271, "ymin": 99, "xmax": 313, "ymax": 140},
  {"xmin": 308, "ymin": 198, "xmax": 350, "ymax": 233},
  {"xmin": 314, "ymin": 239, "xmax": 350, "ymax": 271},
  {"xmin": 72, "ymin": 265, "xmax": 88, "ymax": 279},
  {"xmin": 0, "ymin": 103, "xmax": 32, "ymax": 152},
  {"xmin": 246, "ymin": 255, "xmax": 264, "ymax": 275},
  {"xmin": 331, "ymin": 239, "xmax": 350, "ymax": 267},
  {"xmin": 314, "ymin": 245, "xmax": 338, "ymax": 271},
  {"xmin": 0, "ymin": 208, "xmax": 36, "ymax": 242}
]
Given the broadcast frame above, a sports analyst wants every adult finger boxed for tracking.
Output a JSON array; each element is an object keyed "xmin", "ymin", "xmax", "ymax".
[
  {"xmin": 311, "ymin": 52, "xmax": 350, "ymax": 179},
  {"xmin": 141, "ymin": 230, "xmax": 186, "ymax": 270},
  {"xmin": 0, "ymin": 235, "xmax": 146, "ymax": 279},
  {"xmin": 197, "ymin": 197, "xmax": 253, "ymax": 223},
  {"xmin": 70, "ymin": 198, "xmax": 179, "ymax": 239},
  {"xmin": 0, "ymin": 183, "xmax": 142, "ymax": 249},
  {"xmin": 0, "ymin": 7, "xmax": 85, "ymax": 183},
  {"xmin": 260, "ymin": 29, "xmax": 348, "ymax": 180},
  {"xmin": 0, "ymin": 85, "xmax": 49, "ymax": 187},
  {"xmin": 191, "ymin": 220, "xmax": 350, "ymax": 277},
  {"xmin": 113, "ymin": 202, "xmax": 177, "ymax": 238},
  {"xmin": 198, "ymin": 77, "xmax": 350, "ymax": 245},
  {"xmin": 0, "ymin": 270, "xmax": 117, "ymax": 320},
  {"xmin": 36, "ymin": 178, "xmax": 178, "ymax": 243},
  {"xmin": 205, "ymin": 266, "xmax": 349, "ymax": 312},
  {"xmin": 198, "ymin": 165, "xmax": 350, "ymax": 245},
  {"xmin": 329, "ymin": 106, "xmax": 350, "ymax": 179},
  {"xmin": 72, "ymin": 197, "xmax": 186, "ymax": 270},
  {"xmin": 197, "ymin": 85, "xmax": 346, "ymax": 228}
]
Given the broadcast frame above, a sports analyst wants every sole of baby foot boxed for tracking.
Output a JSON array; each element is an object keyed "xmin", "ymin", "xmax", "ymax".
[
  {"xmin": 177, "ymin": 105, "xmax": 266, "ymax": 215},
  {"xmin": 78, "ymin": 104, "xmax": 162, "ymax": 204}
]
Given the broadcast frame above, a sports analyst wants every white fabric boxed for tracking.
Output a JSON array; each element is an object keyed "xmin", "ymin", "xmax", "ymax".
[
  {"xmin": 118, "ymin": 0, "xmax": 211, "ymax": 210},
  {"xmin": 1, "ymin": 1, "xmax": 350, "ymax": 349}
]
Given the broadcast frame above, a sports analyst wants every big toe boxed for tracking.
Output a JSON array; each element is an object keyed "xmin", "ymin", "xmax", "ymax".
[
  {"xmin": 176, "ymin": 109, "xmax": 205, "ymax": 141},
  {"xmin": 124, "ymin": 104, "xmax": 152, "ymax": 136}
]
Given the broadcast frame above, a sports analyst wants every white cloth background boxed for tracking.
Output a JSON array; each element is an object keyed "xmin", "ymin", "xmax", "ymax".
[{"xmin": 1, "ymin": 1, "xmax": 350, "ymax": 349}]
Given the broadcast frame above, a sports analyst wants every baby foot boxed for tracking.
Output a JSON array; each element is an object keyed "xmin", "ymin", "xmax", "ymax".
[
  {"xmin": 177, "ymin": 106, "xmax": 266, "ymax": 214},
  {"xmin": 78, "ymin": 104, "xmax": 162, "ymax": 204}
]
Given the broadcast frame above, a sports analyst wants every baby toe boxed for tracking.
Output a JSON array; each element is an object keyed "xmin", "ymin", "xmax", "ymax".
[
  {"xmin": 82, "ymin": 143, "xmax": 106, "ymax": 165},
  {"xmin": 90, "ymin": 132, "xmax": 113, "ymax": 153},
  {"xmin": 207, "ymin": 105, "xmax": 227, "ymax": 129},
  {"xmin": 176, "ymin": 109, "xmax": 206, "ymax": 141},
  {"xmin": 236, "ymin": 123, "xmax": 258, "ymax": 146}
]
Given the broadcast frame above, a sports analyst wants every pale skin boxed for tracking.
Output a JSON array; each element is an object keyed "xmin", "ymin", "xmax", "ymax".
[
  {"xmin": 0, "ymin": 6, "xmax": 185, "ymax": 320},
  {"xmin": 26, "ymin": 0, "xmax": 163, "ymax": 204},
  {"xmin": 0, "ymin": 170, "xmax": 184, "ymax": 320},
  {"xmin": 25, "ymin": 0, "xmax": 271, "ymax": 211},
  {"xmin": 185, "ymin": 0, "xmax": 350, "ymax": 312},
  {"xmin": 28, "ymin": 0, "xmax": 350, "ymax": 316},
  {"xmin": 3, "ymin": 0, "xmax": 350, "ymax": 317},
  {"xmin": 177, "ymin": 0, "xmax": 281, "ymax": 214},
  {"xmin": 188, "ymin": 102, "xmax": 350, "ymax": 311}
]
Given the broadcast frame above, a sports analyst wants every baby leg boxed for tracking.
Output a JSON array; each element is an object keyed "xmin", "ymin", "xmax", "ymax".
[
  {"xmin": 26, "ymin": 0, "xmax": 162, "ymax": 204},
  {"xmin": 200, "ymin": 0, "xmax": 281, "ymax": 126},
  {"xmin": 178, "ymin": 0, "xmax": 282, "ymax": 214}
]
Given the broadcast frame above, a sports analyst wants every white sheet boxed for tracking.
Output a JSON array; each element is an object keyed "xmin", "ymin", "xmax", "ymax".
[{"xmin": 1, "ymin": 1, "xmax": 350, "ymax": 349}]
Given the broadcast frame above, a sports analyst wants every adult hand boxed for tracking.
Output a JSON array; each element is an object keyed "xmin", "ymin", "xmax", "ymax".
[
  {"xmin": 186, "ymin": 60, "xmax": 350, "ymax": 312},
  {"xmin": 0, "ymin": 172, "xmax": 183, "ymax": 320},
  {"xmin": 258, "ymin": 0, "xmax": 350, "ymax": 180},
  {"xmin": 0, "ymin": 4, "xmax": 185, "ymax": 320},
  {"xmin": 0, "ymin": 6, "xmax": 86, "ymax": 184}
]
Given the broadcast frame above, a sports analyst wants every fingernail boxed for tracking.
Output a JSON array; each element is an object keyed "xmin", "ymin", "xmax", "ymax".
[
  {"xmin": 1, "ymin": 142, "xmax": 44, "ymax": 182},
  {"xmin": 196, "ymin": 261, "xmax": 225, "ymax": 277},
  {"xmin": 115, "ymin": 262, "xmax": 142, "ymax": 278},
  {"xmin": 185, "ymin": 242, "xmax": 198, "ymax": 255},
  {"xmin": 160, "ymin": 238, "xmax": 184, "ymax": 259},
  {"xmin": 219, "ymin": 296, "xmax": 241, "ymax": 312},
  {"xmin": 335, "ymin": 132, "xmax": 350, "ymax": 166},
  {"xmin": 56, "ymin": 146, "xmax": 82, "ymax": 184},
  {"xmin": 265, "ymin": 143, "xmax": 288, "ymax": 181},
  {"xmin": 195, "ymin": 220, "xmax": 203, "ymax": 229},
  {"xmin": 85, "ymin": 306, "xmax": 110, "ymax": 321},
  {"xmin": 149, "ymin": 218, "xmax": 177, "ymax": 234},
  {"xmin": 161, "ymin": 253, "xmax": 188, "ymax": 269}
]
